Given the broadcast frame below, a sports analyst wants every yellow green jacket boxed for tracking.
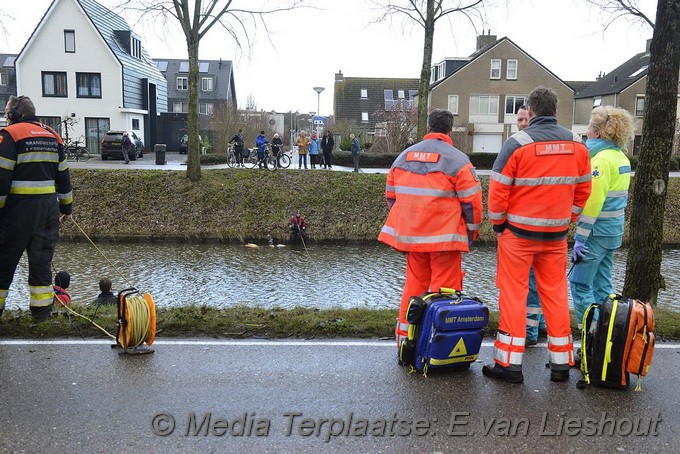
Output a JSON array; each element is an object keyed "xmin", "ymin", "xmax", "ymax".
[{"xmin": 575, "ymin": 147, "xmax": 630, "ymax": 243}]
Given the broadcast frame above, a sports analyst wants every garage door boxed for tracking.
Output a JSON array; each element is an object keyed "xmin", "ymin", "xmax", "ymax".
[{"xmin": 472, "ymin": 134, "xmax": 502, "ymax": 153}]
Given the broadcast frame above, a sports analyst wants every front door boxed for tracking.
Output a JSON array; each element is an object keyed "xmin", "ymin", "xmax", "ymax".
[{"xmin": 85, "ymin": 117, "xmax": 110, "ymax": 155}]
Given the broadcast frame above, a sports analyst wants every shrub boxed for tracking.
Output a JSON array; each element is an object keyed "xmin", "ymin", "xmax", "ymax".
[{"xmin": 468, "ymin": 153, "xmax": 497, "ymax": 170}]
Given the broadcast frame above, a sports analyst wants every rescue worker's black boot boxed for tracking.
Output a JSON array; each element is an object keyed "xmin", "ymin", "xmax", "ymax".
[
  {"xmin": 482, "ymin": 363, "xmax": 523, "ymax": 383},
  {"xmin": 572, "ymin": 348, "xmax": 582, "ymax": 368},
  {"xmin": 550, "ymin": 368, "xmax": 570, "ymax": 382},
  {"xmin": 30, "ymin": 304, "xmax": 54, "ymax": 324}
]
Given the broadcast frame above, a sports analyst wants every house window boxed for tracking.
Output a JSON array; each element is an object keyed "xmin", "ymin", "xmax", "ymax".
[
  {"xmin": 409, "ymin": 90, "xmax": 418, "ymax": 100},
  {"xmin": 361, "ymin": 112, "xmax": 369, "ymax": 122},
  {"xmin": 177, "ymin": 77, "xmax": 188, "ymax": 90},
  {"xmin": 506, "ymin": 59, "xmax": 518, "ymax": 80},
  {"xmin": 132, "ymin": 119, "xmax": 140, "ymax": 130},
  {"xmin": 39, "ymin": 116, "xmax": 62, "ymax": 135},
  {"xmin": 64, "ymin": 30, "xmax": 75, "ymax": 53},
  {"xmin": 199, "ymin": 103, "xmax": 214, "ymax": 115},
  {"xmin": 398, "ymin": 90, "xmax": 405, "ymax": 99},
  {"xmin": 201, "ymin": 77, "xmax": 214, "ymax": 92},
  {"xmin": 490, "ymin": 59, "xmax": 501, "ymax": 79},
  {"xmin": 173, "ymin": 102, "xmax": 188, "ymax": 113},
  {"xmin": 505, "ymin": 95, "xmax": 526, "ymax": 114},
  {"xmin": 360, "ymin": 89, "xmax": 368, "ymax": 99},
  {"xmin": 76, "ymin": 73, "xmax": 102, "ymax": 98},
  {"xmin": 42, "ymin": 72, "xmax": 67, "ymax": 97},
  {"xmin": 635, "ymin": 96, "xmax": 645, "ymax": 117},
  {"xmin": 131, "ymin": 37, "xmax": 142, "ymax": 59},
  {"xmin": 384, "ymin": 89, "xmax": 394, "ymax": 109},
  {"xmin": 0, "ymin": 72, "xmax": 6, "ymax": 86},
  {"xmin": 448, "ymin": 95, "xmax": 459, "ymax": 115},
  {"xmin": 438, "ymin": 62, "xmax": 445, "ymax": 81},
  {"xmin": 593, "ymin": 96, "xmax": 602, "ymax": 108},
  {"xmin": 469, "ymin": 95, "xmax": 500, "ymax": 123}
]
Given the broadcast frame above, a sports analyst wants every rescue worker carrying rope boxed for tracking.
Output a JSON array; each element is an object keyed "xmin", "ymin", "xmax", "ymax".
[
  {"xmin": 484, "ymin": 87, "xmax": 591, "ymax": 384},
  {"xmin": 378, "ymin": 108, "xmax": 483, "ymax": 351},
  {"xmin": 0, "ymin": 95, "xmax": 73, "ymax": 323}
]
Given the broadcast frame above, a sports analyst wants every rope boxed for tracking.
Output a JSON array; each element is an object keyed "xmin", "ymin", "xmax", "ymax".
[
  {"xmin": 53, "ymin": 292, "xmax": 116, "ymax": 340},
  {"xmin": 69, "ymin": 216, "xmax": 135, "ymax": 289},
  {"xmin": 122, "ymin": 295, "xmax": 152, "ymax": 348},
  {"xmin": 53, "ymin": 217, "xmax": 154, "ymax": 350},
  {"xmin": 296, "ymin": 224, "xmax": 312, "ymax": 261}
]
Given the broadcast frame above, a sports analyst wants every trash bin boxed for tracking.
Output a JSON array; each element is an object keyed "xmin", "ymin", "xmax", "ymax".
[{"xmin": 154, "ymin": 144, "xmax": 166, "ymax": 165}]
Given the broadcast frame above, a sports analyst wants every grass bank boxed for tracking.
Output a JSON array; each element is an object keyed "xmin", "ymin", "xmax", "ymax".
[
  {"xmin": 60, "ymin": 168, "xmax": 680, "ymax": 245},
  {"xmin": 2, "ymin": 168, "xmax": 678, "ymax": 339},
  {"xmin": 3, "ymin": 305, "xmax": 680, "ymax": 340}
]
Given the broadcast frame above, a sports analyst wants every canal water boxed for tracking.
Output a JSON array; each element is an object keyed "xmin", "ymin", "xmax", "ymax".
[{"xmin": 5, "ymin": 242, "xmax": 680, "ymax": 311}]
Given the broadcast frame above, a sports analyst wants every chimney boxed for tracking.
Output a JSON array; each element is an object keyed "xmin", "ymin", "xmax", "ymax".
[
  {"xmin": 645, "ymin": 38, "xmax": 652, "ymax": 54},
  {"xmin": 476, "ymin": 31, "xmax": 497, "ymax": 51},
  {"xmin": 335, "ymin": 70, "xmax": 344, "ymax": 82},
  {"xmin": 218, "ymin": 58, "xmax": 222, "ymax": 70}
]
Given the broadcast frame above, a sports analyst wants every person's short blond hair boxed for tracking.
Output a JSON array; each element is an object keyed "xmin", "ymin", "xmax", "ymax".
[{"xmin": 589, "ymin": 106, "xmax": 636, "ymax": 149}]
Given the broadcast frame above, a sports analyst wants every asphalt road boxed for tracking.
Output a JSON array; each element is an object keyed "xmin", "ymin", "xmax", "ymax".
[{"xmin": 0, "ymin": 339, "xmax": 677, "ymax": 453}]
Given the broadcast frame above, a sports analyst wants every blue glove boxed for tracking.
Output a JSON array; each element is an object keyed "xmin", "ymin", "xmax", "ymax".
[{"xmin": 573, "ymin": 239, "xmax": 588, "ymax": 262}]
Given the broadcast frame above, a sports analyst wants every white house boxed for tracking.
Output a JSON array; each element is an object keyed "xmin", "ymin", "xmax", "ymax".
[{"xmin": 15, "ymin": 0, "xmax": 167, "ymax": 154}]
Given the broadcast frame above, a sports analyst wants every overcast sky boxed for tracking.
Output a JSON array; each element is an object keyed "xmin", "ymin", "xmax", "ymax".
[{"xmin": 0, "ymin": 0, "xmax": 656, "ymax": 116}]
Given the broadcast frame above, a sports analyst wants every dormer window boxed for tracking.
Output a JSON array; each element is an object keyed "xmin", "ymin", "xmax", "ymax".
[
  {"xmin": 360, "ymin": 89, "xmax": 368, "ymax": 99},
  {"xmin": 131, "ymin": 36, "xmax": 142, "ymax": 59},
  {"xmin": 64, "ymin": 30, "xmax": 75, "ymax": 53}
]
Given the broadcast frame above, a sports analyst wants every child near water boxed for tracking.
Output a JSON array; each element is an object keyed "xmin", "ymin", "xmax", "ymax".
[{"xmin": 53, "ymin": 270, "xmax": 71, "ymax": 306}]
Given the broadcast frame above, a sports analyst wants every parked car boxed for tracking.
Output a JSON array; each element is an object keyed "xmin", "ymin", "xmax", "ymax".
[
  {"xmin": 179, "ymin": 134, "xmax": 202, "ymax": 154},
  {"xmin": 101, "ymin": 130, "xmax": 144, "ymax": 161}
]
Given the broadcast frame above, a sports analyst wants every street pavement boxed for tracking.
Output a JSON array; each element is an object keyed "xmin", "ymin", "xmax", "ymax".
[
  {"xmin": 68, "ymin": 150, "xmax": 390, "ymax": 174},
  {"xmin": 0, "ymin": 339, "xmax": 677, "ymax": 453},
  {"xmin": 66, "ymin": 150, "xmax": 680, "ymax": 178}
]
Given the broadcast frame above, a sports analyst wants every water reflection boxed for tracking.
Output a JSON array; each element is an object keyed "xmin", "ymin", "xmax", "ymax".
[{"xmin": 5, "ymin": 243, "xmax": 680, "ymax": 311}]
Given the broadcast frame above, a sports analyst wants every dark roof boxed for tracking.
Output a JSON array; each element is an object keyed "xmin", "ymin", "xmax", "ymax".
[
  {"xmin": 334, "ymin": 76, "xmax": 419, "ymax": 129},
  {"xmin": 564, "ymin": 81, "xmax": 595, "ymax": 96},
  {"xmin": 77, "ymin": 0, "xmax": 167, "ymax": 110},
  {"xmin": 430, "ymin": 37, "xmax": 572, "ymax": 91},
  {"xmin": 153, "ymin": 58, "xmax": 236, "ymax": 106},
  {"xmin": 574, "ymin": 51, "xmax": 649, "ymax": 99}
]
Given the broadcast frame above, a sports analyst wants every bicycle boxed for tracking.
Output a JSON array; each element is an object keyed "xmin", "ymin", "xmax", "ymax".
[
  {"xmin": 64, "ymin": 139, "xmax": 91, "ymax": 162},
  {"xmin": 227, "ymin": 144, "xmax": 238, "ymax": 168},
  {"xmin": 273, "ymin": 145, "xmax": 291, "ymax": 169},
  {"xmin": 246, "ymin": 144, "xmax": 277, "ymax": 171}
]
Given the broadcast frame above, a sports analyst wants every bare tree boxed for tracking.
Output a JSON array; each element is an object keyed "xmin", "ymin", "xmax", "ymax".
[
  {"xmin": 586, "ymin": 0, "xmax": 655, "ymax": 29},
  {"xmin": 372, "ymin": 0, "xmax": 483, "ymax": 139},
  {"xmin": 372, "ymin": 102, "xmax": 418, "ymax": 154},
  {"xmin": 621, "ymin": 0, "xmax": 679, "ymax": 305},
  {"xmin": 117, "ymin": 0, "xmax": 304, "ymax": 182}
]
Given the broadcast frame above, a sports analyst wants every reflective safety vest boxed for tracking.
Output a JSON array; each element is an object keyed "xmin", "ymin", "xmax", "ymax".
[
  {"xmin": 575, "ymin": 148, "xmax": 630, "ymax": 242},
  {"xmin": 0, "ymin": 119, "xmax": 73, "ymax": 212},
  {"xmin": 378, "ymin": 133, "xmax": 483, "ymax": 252},
  {"xmin": 488, "ymin": 124, "xmax": 591, "ymax": 241}
]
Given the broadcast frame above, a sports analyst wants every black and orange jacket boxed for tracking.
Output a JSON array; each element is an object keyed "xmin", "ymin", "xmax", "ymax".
[
  {"xmin": 0, "ymin": 116, "xmax": 73, "ymax": 214},
  {"xmin": 488, "ymin": 116, "xmax": 591, "ymax": 241},
  {"xmin": 378, "ymin": 132, "xmax": 483, "ymax": 252}
]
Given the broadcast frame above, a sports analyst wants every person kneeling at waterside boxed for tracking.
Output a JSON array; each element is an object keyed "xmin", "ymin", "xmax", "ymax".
[{"xmin": 288, "ymin": 210, "xmax": 308, "ymax": 244}]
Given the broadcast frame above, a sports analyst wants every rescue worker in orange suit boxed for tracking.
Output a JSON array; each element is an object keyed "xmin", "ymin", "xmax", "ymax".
[
  {"xmin": 378, "ymin": 108, "xmax": 483, "ymax": 353},
  {"xmin": 0, "ymin": 96, "xmax": 73, "ymax": 323},
  {"xmin": 484, "ymin": 87, "xmax": 591, "ymax": 383}
]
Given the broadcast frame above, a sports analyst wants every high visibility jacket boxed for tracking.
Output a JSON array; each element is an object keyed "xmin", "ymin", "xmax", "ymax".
[
  {"xmin": 488, "ymin": 117, "xmax": 591, "ymax": 241},
  {"xmin": 378, "ymin": 132, "xmax": 483, "ymax": 252},
  {"xmin": 575, "ymin": 147, "xmax": 630, "ymax": 243},
  {"xmin": 0, "ymin": 117, "xmax": 73, "ymax": 213}
]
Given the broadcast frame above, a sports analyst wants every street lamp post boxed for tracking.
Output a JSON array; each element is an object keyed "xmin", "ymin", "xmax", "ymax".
[{"xmin": 313, "ymin": 87, "xmax": 324, "ymax": 116}]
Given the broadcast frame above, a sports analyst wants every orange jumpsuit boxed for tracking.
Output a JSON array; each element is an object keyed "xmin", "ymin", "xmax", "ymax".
[
  {"xmin": 378, "ymin": 133, "xmax": 483, "ymax": 347},
  {"xmin": 488, "ymin": 117, "xmax": 591, "ymax": 372}
]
